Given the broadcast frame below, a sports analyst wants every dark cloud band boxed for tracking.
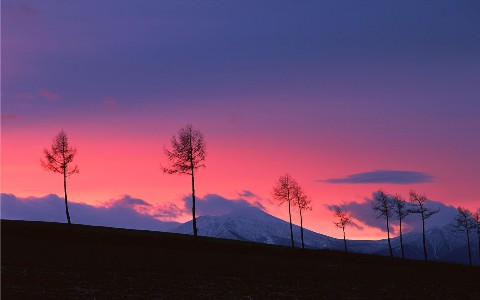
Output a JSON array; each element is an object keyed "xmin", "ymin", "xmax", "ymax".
[
  {"xmin": 0, "ymin": 193, "xmax": 178, "ymax": 232},
  {"xmin": 321, "ymin": 170, "xmax": 434, "ymax": 185},
  {"xmin": 0, "ymin": 192, "xmax": 265, "ymax": 230}
]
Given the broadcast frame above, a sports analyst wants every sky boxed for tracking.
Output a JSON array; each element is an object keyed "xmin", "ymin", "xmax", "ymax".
[{"xmin": 2, "ymin": 0, "xmax": 480, "ymax": 239}]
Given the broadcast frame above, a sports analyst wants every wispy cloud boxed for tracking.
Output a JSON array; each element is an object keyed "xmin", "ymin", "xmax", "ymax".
[
  {"xmin": 102, "ymin": 96, "xmax": 118, "ymax": 111},
  {"xmin": 321, "ymin": 170, "xmax": 434, "ymax": 185},
  {"xmin": 14, "ymin": 92, "xmax": 35, "ymax": 100},
  {"xmin": 2, "ymin": 3, "xmax": 38, "ymax": 23},
  {"xmin": 38, "ymin": 88, "xmax": 60, "ymax": 102},
  {"xmin": 1, "ymin": 113, "xmax": 22, "ymax": 122},
  {"xmin": 154, "ymin": 202, "xmax": 186, "ymax": 221},
  {"xmin": 238, "ymin": 190, "xmax": 255, "ymax": 198}
]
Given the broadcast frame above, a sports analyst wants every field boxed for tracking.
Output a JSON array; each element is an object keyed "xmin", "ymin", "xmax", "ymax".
[{"xmin": 2, "ymin": 220, "xmax": 479, "ymax": 299}]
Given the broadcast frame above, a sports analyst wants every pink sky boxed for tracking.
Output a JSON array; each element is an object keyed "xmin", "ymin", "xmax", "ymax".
[
  {"xmin": 2, "ymin": 109, "xmax": 478, "ymax": 239},
  {"xmin": 2, "ymin": 1, "xmax": 480, "ymax": 239}
]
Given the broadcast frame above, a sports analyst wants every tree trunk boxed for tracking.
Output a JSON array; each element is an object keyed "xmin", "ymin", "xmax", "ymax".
[
  {"xmin": 288, "ymin": 196, "xmax": 294, "ymax": 250},
  {"xmin": 399, "ymin": 218, "xmax": 405, "ymax": 259},
  {"xmin": 63, "ymin": 170, "xmax": 72, "ymax": 231},
  {"xmin": 191, "ymin": 166, "xmax": 197, "ymax": 237},
  {"xmin": 466, "ymin": 229, "xmax": 472, "ymax": 266},
  {"xmin": 422, "ymin": 216, "xmax": 428, "ymax": 261},
  {"xmin": 62, "ymin": 143, "xmax": 72, "ymax": 231},
  {"xmin": 343, "ymin": 227, "xmax": 347, "ymax": 253},
  {"xmin": 386, "ymin": 215, "xmax": 393, "ymax": 258},
  {"xmin": 477, "ymin": 228, "xmax": 480, "ymax": 265},
  {"xmin": 300, "ymin": 209, "xmax": 305, "ymax": 249},
  {"xmin": 300, "ymin": 208, "xmax": 304, "ymax": 249}
]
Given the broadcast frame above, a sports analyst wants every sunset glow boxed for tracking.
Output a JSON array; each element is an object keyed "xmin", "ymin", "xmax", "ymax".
[{"xmin": 2, "ymin": 1, "xmax": 479, "ymax": 240}]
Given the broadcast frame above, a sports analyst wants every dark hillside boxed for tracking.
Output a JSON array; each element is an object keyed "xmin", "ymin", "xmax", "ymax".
[{"xmin": 2, "ymin": 220, "xmax": 479, "ymax": 299}]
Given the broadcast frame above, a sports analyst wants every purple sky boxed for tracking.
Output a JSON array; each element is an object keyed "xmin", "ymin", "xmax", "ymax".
[
  {"xmin": 4, "ymin": 1, "xmax": 480, "ymax": 119},
  {"xmin": 2, "ymin": 1, "xmax": 480, "ymax": 239}
]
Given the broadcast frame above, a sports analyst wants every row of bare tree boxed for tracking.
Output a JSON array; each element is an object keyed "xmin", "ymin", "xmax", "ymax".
[
  {"xmin": 332, "ymin": 190, "xmax": 480, "ymax": 265},
  {"xmin": 42, "ymin": 127, "xmax": 480, "ymax": 266},
  {"xmin": 371, "ymin": 190, "xmax": 440, "ymax": 261}
]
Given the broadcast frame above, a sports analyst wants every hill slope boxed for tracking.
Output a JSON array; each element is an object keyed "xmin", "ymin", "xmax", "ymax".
[
  {"xmin": 2, "ymin": 220, "xmax": 479, "ymax": 299},
  {"xmin": 172, "ymin": 206, "xmax": 479, "ymax": 265}
]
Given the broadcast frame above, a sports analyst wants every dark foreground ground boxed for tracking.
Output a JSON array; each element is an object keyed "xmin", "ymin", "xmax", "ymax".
[{"xmin": 2, "ymin": 220, "xmax": 479, "ymax": 299}]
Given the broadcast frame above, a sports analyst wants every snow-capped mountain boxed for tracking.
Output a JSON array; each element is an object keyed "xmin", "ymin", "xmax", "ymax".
[
  {"xmin": 172, "ymin": 206, "xmax": 340, "ymax": 250},
  {"xmin": 171, "ymin": 206, "xmax": 479, "ymax": 265},
  {"xmin": 374, "ymin": 225, "xmax": 480, "ymax": 264}
]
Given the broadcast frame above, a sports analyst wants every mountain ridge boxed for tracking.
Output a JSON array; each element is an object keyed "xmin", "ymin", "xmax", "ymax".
[{"xmin": 172, "ymin": 205, "xmax": 480, "ymax": 265}]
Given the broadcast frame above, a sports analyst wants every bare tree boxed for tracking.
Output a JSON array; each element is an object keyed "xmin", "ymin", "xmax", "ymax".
[
  {"xmin": 471, "ymin": 210, "xmax": 480, "ymax": 265},
  {"xmin": 163, "ymin": 124, "xmax": 206, "ymax": 237},
  {"xmin": 408, "ymin": 190, "xmax": 440, "ymax": 261},
  {"xmin": 455, "ymin": 206, "xmax": 475, "ymax": 266},
  {"xmin": 333, "ymin": 206, "xmax": 352, "ymax": 253},
  {"xmin": 41, "ymin": 130, "xmax": 79, "ymax": 230},
  {"xmin": 371, "ymin": 189, "xmax": 394, "ymax": 258},
  {"xmin": 272, "ymin": 174, "xmax": 297, "ymax": 249},
  {"xmin": 392, "ymin": 193, "xmax": 409, "ymax": 259},
  {"xmin": 292, "ymin": 183, "xmax": 312, "ymax": 249}
]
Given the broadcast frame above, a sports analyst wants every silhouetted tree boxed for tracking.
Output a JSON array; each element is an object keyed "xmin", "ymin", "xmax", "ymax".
[
  {"xmin": 333, "ymin": 206, "xmax": 352, "ymax": 253},
  {"xmin": 163, "ymin": 124, "xmax": 206, "ymax": 237},
  {"xmin": 471, "ymin": 210, "xmax": 480, "ymax": 264},
  {"xmin": 41, "ymin": 130, "xmax": 79, "ymax": 230},
  {"xmin": 292, "ymin": 183, "xmax": 312, "ymax": 249},
  {"xmin": 371, "ymin": 189, "xmax": 394, "ymax": 258},
  {"xmin": 408, "ymin": 190, "xmax": 440, "ymax": 261},
  {"xmin": 455, "ymin": 206, "xmax": 475, "ymax": 266},
  {"xmin": 272, "ymin": 174, "xmax": 297, "ymax": 249},
  {"xmin": 392, "ymin": 193, "xmax": 409, "ymax": 259}
]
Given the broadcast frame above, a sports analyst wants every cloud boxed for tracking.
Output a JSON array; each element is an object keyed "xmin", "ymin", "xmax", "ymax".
[
  {"xmin": 2, "ymin": 3, "xmax": 38, "ymax": 23},
  {"xmin": 182, "ymin": 194, "xmax": 266, "ymax": 217},
  {"xmin": 321, "ymin": 170, "xmax": 434, "ymax": 185},
  {"xmin": 325, "ymin": 204, "xmax": 364, "ymax": 230},
  {"xmin": 151, "ymin": 193, "xmax": 267, "ymax": 220},
  {"xmin": 326, "ymin": 195, "xmax": 457, "ymax": 234},
  {"xmin": 238, "ymin": 190, "xmax": 255, "ymax": 198},
  {"xmin": 153, "ymin": 202, "xmax": 186, "ymax": 221},
  {"xmin": 0, "ymin": 193, "xmax": 178, "ymax": 231},
  {"xmin": 14, "ymin": 92, "xmax": 35, "ymax": 100},
  {"xmin": 1, "ymin": 113, "xmax": 22, "ymax": 122},
  {"xmin": 102, "ymin": 96, "xmax": 118, "ymax": 111},
  {"xmin": 104, "ymin": 195, "xmax": 151, "ymax": 207},
  {"xmin": 38, "ymin": 88, "xmax": 60, "ymax": 102},
  {"xmin": 0, "ymin": 192, "xmax": 267, "ymax": 230},
  {"xmin": 237, "ymin": 190, "xmax": 270, "ymax": 208}
]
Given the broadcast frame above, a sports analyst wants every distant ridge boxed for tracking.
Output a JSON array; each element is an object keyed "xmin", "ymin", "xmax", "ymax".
[{"xmin": 172, "ymin": 205, "xmax": 480, "ymax": 265}]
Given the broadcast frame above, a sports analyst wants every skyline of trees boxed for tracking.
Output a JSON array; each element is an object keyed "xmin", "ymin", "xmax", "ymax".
[
  {"xmin": 35, "ymin": 129, "xmax": 479, "ymax": 265},
  {"xmin": 41, "ymin": 130, "xmax": 79, "ymax": 230}
]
